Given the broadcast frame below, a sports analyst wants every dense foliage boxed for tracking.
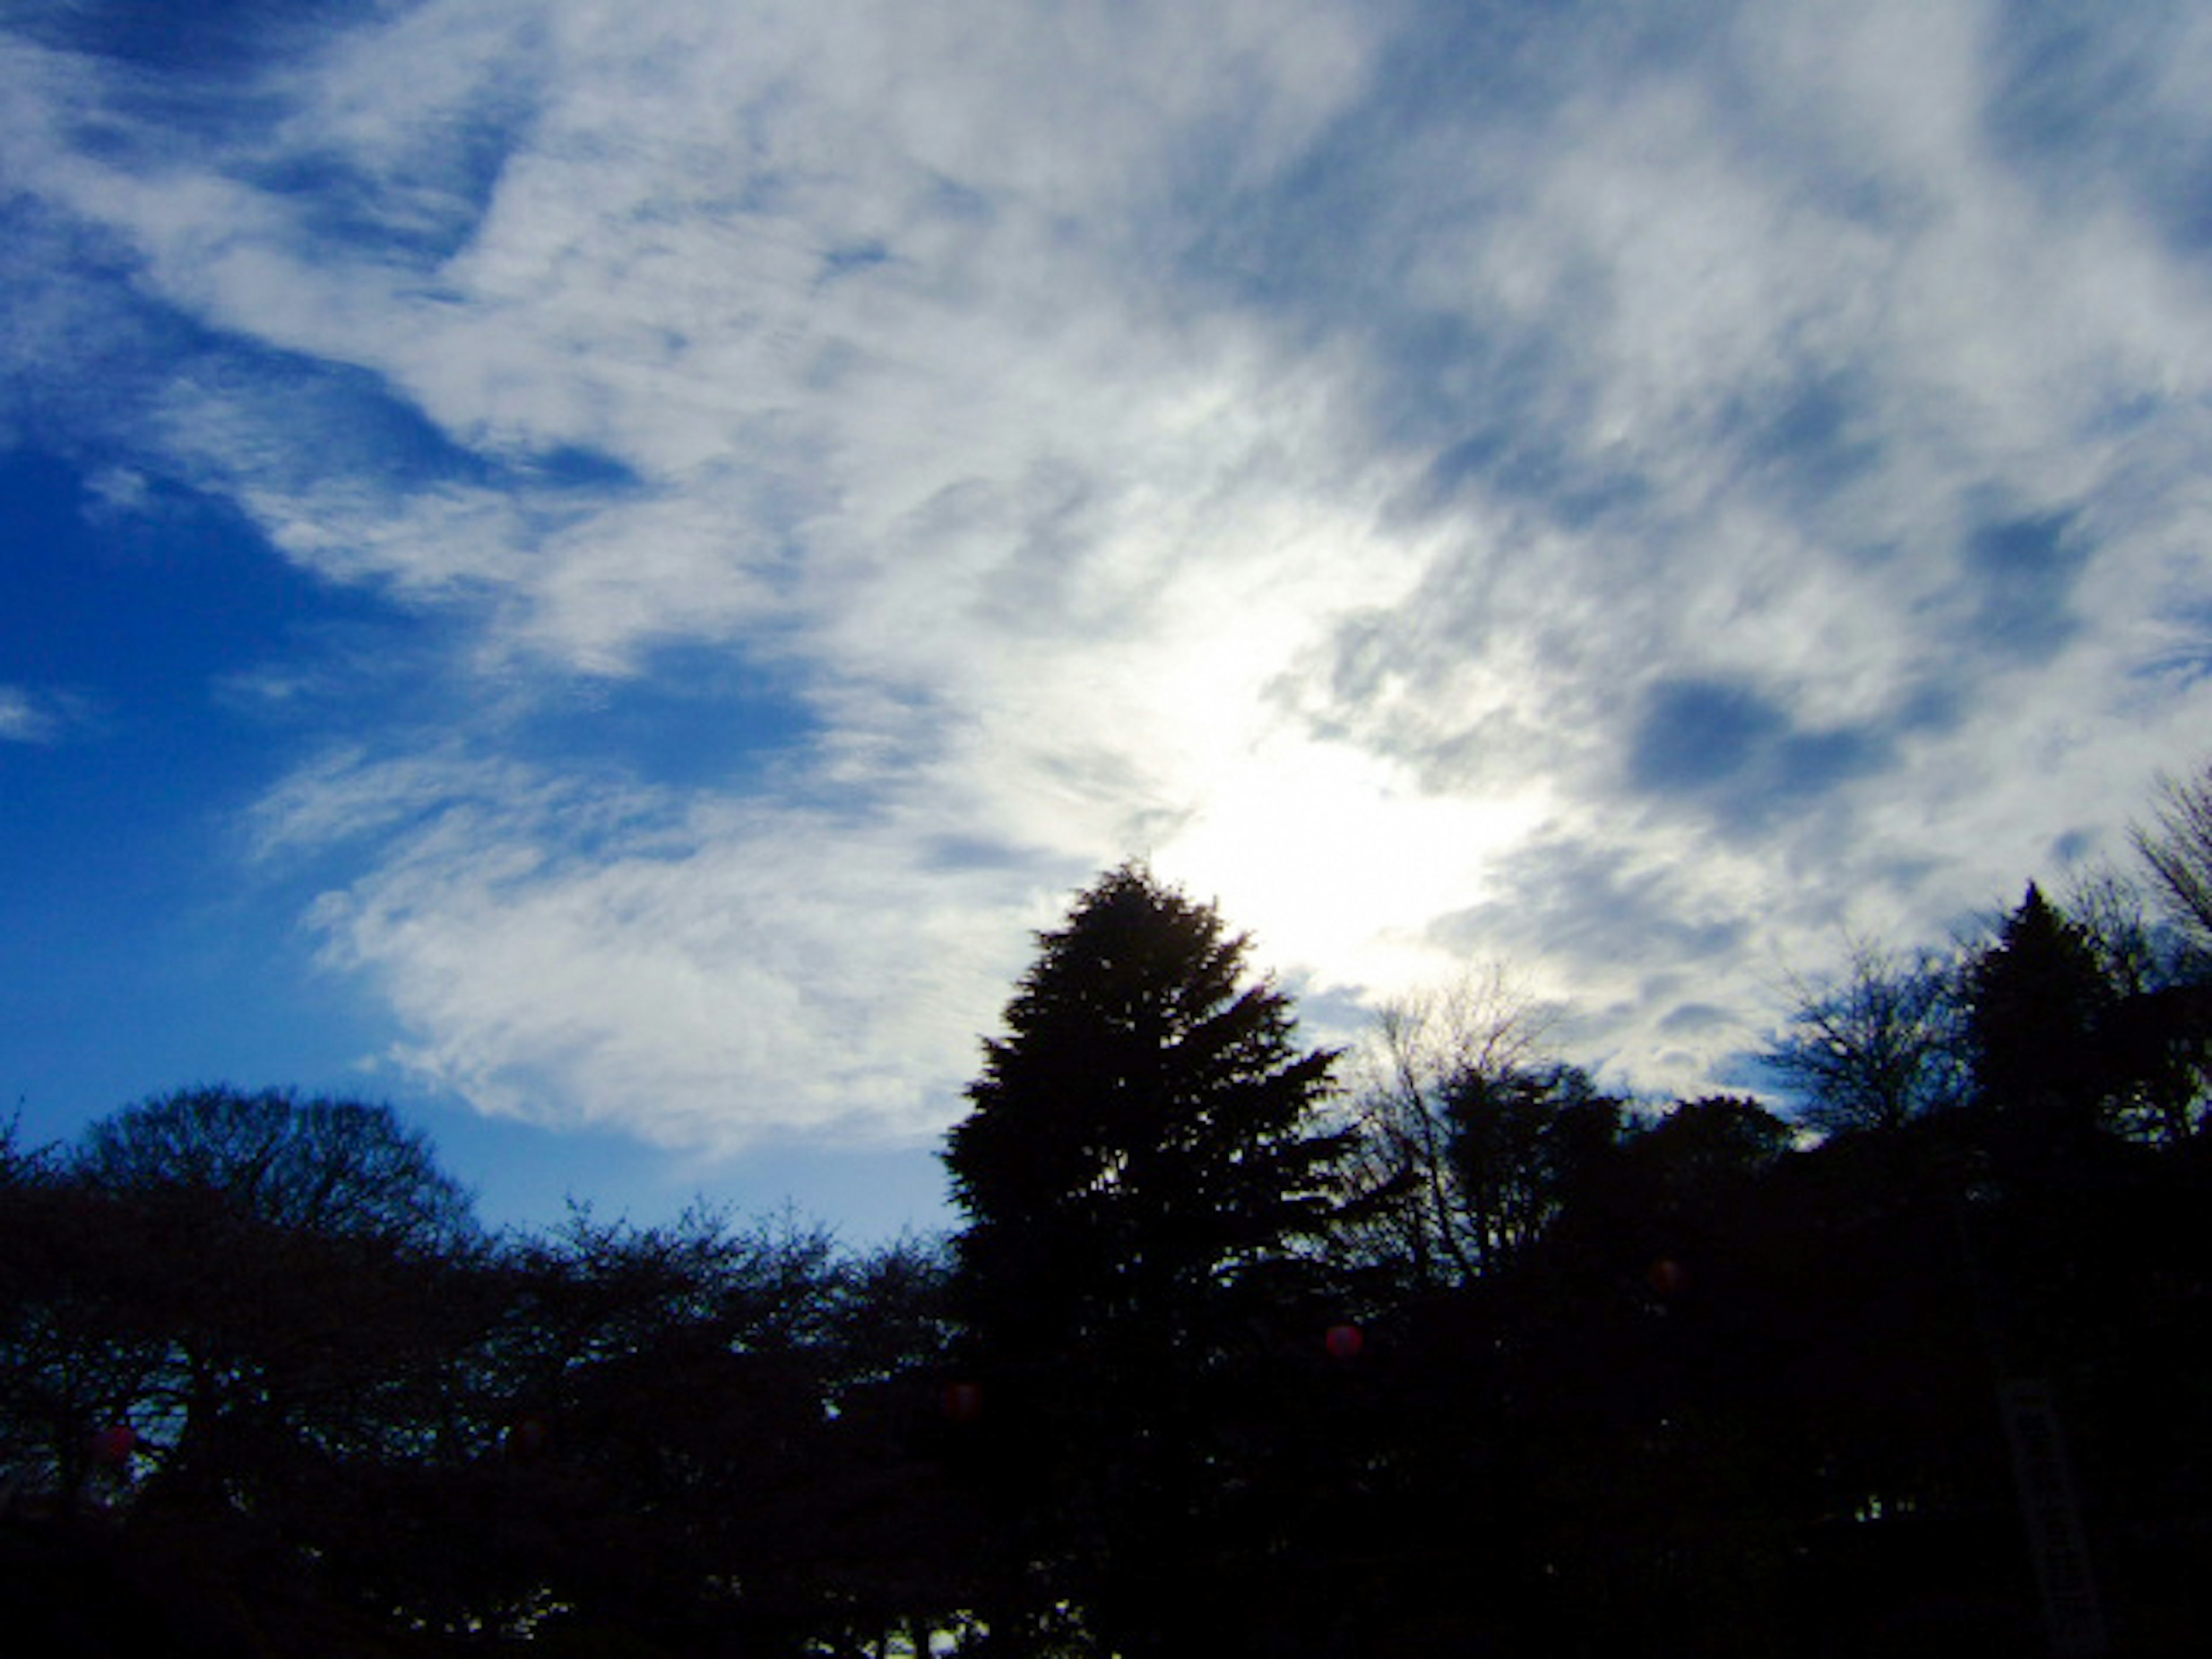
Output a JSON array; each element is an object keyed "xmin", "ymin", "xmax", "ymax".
[
  {"xmin": 6, "ymin": 772, "xmax": 2212, "ymax": 1654},
  {"xmin": 942, "ymin": 863, "xmax": 1355, "ymax": 1656}
]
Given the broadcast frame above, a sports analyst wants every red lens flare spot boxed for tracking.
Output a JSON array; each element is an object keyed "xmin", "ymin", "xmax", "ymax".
[
  {"xmin": 89, "ymin": 1423, "xmax": 137, "ymax": 1466},
  {"xmin": 943, "ymin": 1381, "xmax": 984, "ymax": 1422},
  {"xmin": 1324, "ymin": 1322, "xmax": 1364, "ymax": 1361},
  {"xmin": 1646, "ymin": 1257, "xmax": 1690, "ymax": 1300}
]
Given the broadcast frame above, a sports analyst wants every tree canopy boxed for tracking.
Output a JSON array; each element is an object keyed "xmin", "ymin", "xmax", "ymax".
[
  {"xmin": 941, "ymin": 863, "xmax": 1355, "ymax": 1655},
  {"xmin": 75, "ymin": 1085, "xmax": 476, "ymax": 1250},
  {"xmin": 944, "ymin": 862, "xmax": 1347, "ymax": 1351}
]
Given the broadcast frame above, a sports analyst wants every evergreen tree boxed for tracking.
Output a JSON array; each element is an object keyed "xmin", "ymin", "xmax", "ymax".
[
  {"xmin": 945, "ymin": 863, "xmax": 1346, "ymax": 1358},
  {"xmin": 941, "ymin": 863, "xmax": 1350, "ymax": 1653},
  {"xmin": 1965, "ymin": 884, "xmax": 2118, "ymax": 1162}
]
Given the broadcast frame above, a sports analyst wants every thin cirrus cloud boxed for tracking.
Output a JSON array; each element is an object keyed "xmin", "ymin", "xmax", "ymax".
[
  {"xmin": 3, "ymin": 0, "xmax": 2211, "ymax": 1160},
  {"xmin": 0, "ymin": 684, "xmax": 75, "ymax": 744}
]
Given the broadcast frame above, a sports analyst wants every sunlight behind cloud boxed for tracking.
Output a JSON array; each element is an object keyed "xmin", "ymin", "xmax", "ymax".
[{"xmin": 1160, "ymin": 729, "xmax": 1551, "ymax": 1001}]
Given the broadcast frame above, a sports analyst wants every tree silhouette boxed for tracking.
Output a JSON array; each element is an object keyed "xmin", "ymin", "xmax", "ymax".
[
  {"xmin": 2132, "ymin": 760, "xmax": 2212, "ymax": 957},
  {"xmin": 75, "ymin": 1086, "xmax": 474, "ymax": 1251},
  {"xmin": 1440, "ymin": 1060, "xmax": 1626, "ymax": 1274},
  {"xmin": 2, "ymin": 1091, "xmax": 513, "ymax": 1655},
  {"xmin": 60, "ymin": 1088, "xmax": 480, "ymax": 1510},
  {"xmin": 941, "ymin": 862, "xmax": 1351, "ymax": 1654},
  {"xmin": 1338, "ymin": 968, "xmax": 1557, "ymax": 1289},
  {"xmin": 945, "ymin": 863, "xmax": 1347, "ymax": 1355},
  {"xmin": 1966, "ymin": 885, "xmax": 2122, "ymax": 1165},
  {"xmin": 1765, "ymin": 942, "xmax": 1969, "ymax": 1135}
]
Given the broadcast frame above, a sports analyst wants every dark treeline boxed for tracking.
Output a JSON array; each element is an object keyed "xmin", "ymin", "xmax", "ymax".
[{"xmin": 6, "ymin": 768, "xmax": 2212, "ymax": 1655}]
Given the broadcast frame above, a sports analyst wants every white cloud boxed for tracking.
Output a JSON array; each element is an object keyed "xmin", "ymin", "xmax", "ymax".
[
  {"xmin": 0, "ymin": 685, "xmax": 95, "ymax": 746},
  {"xmin": 1, "ymin": 686, "xmax": 60, "ymax": 744},
  {"xmin": 262, "ymin": 751, "xmax": 1063, "ymax": 1151}
]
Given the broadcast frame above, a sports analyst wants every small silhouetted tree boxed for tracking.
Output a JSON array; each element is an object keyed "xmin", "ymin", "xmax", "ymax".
[
  {"xmin": 2062, "ymin": 865, "xmax": 2212, "ymax": 1142},
  {"xmin": 444, "ymin": 1205, "xmax": 855, "ymax": 1652},
  {"xmin": 1441, "ymin": 1061, "xmax": 1626, "ymax": 1271},
  {"xmin": 1, "ymin": 1089, "xmax": 514, "ymax": 1654},
  {"xmin": 1339, "ymin": 968, "xmax": 1557, "ymax": 1289},
  {"xmin": 1764, "ymin": 943, "xmax": 1968, "ymax": 1136},
  {"xmin": 1622, "ymin": 1093, "xmax": 1797, "ymax": 1218},
  {"xmin": 1965, "ymin": 885, "xmax": 2120, "ymax": 1164}
]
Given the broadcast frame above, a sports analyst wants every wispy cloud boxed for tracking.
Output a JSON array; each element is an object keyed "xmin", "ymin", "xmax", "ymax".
[
  {"xmin": 1, "ymin": 685, "xmax": 61, "ymax": 744},
  {"xmin": 6, "ymin": 1, "xmax": 2211, "ymax": 1151},
  {"xmin": 0, "ymin": 684, "xmax": 96, "ymax": 745},
  {"xmin": 252, "ymin": 747, "xmax": 1068, "ymax": 1150}
]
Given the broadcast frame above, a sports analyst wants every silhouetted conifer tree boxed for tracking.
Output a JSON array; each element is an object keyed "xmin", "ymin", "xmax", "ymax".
[
  {"xmin": 941, "ymin": 863, "xmax": 1351, "ymax": 1654},
  {"xmin": 1967, "ymin": 885, "xmax": 2119, "ymax": 1164}
]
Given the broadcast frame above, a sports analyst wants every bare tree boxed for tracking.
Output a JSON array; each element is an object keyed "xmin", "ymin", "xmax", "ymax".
[
  {"xmin": 2062, "ymin": 863, "xmax": 2212, "ymax": 1143},
  {"xmin": 75, "ymin": 1085, "xmax": 475, "ymax": 1250},
  {"xmin": 1764, "ymin": 941, "xmax": 1969, "ymax": 1135},
  {"xmin": 2063, "ymin": 863, "xmax": 2175, "ymax": 996},
  {"xmin": 2131, "ymin": 761, "xmax": 2212, "ymax": 958},
  {"xmin": 1339, "ymin": 965, "xmax": 1560, "ymax": 1286}
]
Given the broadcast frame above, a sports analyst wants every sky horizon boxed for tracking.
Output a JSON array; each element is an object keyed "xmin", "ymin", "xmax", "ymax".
[{"xmin": 6, "ymin": 0, "xmax": 2211, "ymax": 1242}]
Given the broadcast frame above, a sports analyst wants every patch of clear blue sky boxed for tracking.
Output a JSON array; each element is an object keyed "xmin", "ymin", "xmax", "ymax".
[
  {"xmin": 2, "ymin": 450, "xmax": 416, "ymax": 1116},
  {"xmin": 414, "ymin": 1116, "xmax": 957, "ymax": 1247},
  {"xmin": 2, "ymin": 438, "xmax": 870, "ymax": 1240}
]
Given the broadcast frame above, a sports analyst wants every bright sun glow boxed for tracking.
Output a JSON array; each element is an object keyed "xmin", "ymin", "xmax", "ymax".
[{"xmin": 1160, "ymin": 727, "xmax": 1547, "ymax": 1000}]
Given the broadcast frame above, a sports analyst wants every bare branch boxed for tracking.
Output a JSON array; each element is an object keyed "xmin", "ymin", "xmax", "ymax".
[{"xmin": 2131, "ymin": 762, "xmax": 2212, "ymax": 955}]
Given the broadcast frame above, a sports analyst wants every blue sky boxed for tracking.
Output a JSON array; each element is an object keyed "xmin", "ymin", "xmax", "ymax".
[{"xmin": 5, "ymin": 0, "xmax": 2211, "ymax": 1241}]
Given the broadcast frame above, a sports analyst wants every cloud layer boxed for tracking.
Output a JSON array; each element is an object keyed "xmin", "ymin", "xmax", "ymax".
[{"xmin": 6, "ymin": 0, "xmax": 2211, "ymax": 1151}]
